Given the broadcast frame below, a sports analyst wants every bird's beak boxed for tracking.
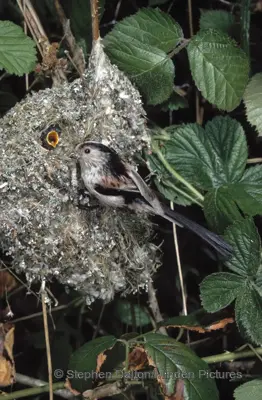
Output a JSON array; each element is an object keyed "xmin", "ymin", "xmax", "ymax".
[{"xmin": 70, "ymin": 143, "xmax": 82, "ymax": 159}]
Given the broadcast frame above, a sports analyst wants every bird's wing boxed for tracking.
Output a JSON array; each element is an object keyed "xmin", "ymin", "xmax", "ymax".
[{"xmin": 126, "ymin": 166, "xmax": 164, "ymax": 215}]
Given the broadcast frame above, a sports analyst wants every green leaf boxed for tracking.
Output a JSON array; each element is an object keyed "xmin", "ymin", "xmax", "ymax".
[
  {"xmin": 114, "ymin": 299, "xmax": 151, "ymax": 327},
  {"xmin": 199, "ymin": 10, "xmax": 235, "ymax": 35},
  {"xmin": 204, "ymin": 188, "xmax": 243, "ymax": 233},
  {"xmin": 234, "ymin": 379, "xmax": 262, "ymax": 400},
  {"xmin": 187, "ymin": 29, "xmax": 249, "ymax": 111},
  {"xmin": 162, "ymin": 116, "xmax": 247, "ymax": 190},
  {"xmin": 244, "ymin": 73, "xmax": 262, "ymax": 136},
  {"xmin": 105, "ymin": 37, "xmax": 174, "ymax": 104},
  {"xmin": 235, "ymin": 283, "xmax": 262, "ymax": 344},
  {"xmin": 225, "ymin": 219, "xmax": 261, "ymax": 277},
  {"xmin": 143, "ymin": 333, "xmax": 219, "ymax": 399},
  {"xmin": 200, "ymin": 272, "xmax": 245, "ymax": 312},
  {"xmin": 161, "ymin": 92, "xmax": 188, "ymax": 111},
  {"xmin": 104, "ymin": 8, "xmax": 182, "ymax": 104},
  {"xmin": 0, "ymin": 20, "xmax": 37, "ymax": 75},
  {"xmin": 105, "ymin": 8, "xmax": 183, "ymax": 53},
  {"xmin": 68, "ymin": 336, "xmax": 117, "ymax": 392}
]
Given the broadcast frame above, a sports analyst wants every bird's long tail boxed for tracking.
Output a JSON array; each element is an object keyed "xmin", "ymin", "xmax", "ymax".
[{"xmin": 162, "ymin": 205, "xmax": 233, "ymax": 258}]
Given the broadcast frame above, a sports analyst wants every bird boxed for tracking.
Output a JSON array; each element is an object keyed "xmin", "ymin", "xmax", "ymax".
[{"xmin": 75, "ymin": 141, "xmax": 233, "ymax": 258}]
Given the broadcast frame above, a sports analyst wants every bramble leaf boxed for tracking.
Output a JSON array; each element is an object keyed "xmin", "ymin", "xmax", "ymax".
[
  {"xmin": 243, "ymin": 73, "xmax": 262, "ymax": 136},
  {"xmin": 0, "ymin": 21, "xmax": 37, "ymax": 75},
  {"xmin": 200, "ymin": 272, "xmax": 245, "ymax": 312},
  {"xmin": 187, "ymin": 29, "xmax": 249, "ymax": 111},
  {"xmin": 199, "ymin": 10, "xmax": 235, "ymax": 35},
  {"xmin": 143, "ymin": 333, "xmax": 219, "ymax": 399}
]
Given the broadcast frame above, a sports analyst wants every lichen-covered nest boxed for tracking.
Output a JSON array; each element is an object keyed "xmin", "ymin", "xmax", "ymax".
[{"xmin": 0, "ymin": 40, "xmax": 159, "ymax": 304}]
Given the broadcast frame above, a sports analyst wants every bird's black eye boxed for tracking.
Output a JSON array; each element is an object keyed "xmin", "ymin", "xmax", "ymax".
[{"xmin": 84, "ymin": 147, "xmax": 90, "ymax": 154}]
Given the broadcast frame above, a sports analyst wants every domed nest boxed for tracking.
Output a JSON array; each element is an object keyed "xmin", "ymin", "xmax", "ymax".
[{"xmin": 0, "ymin": 41, "xmax": 160, "ymax": 304}]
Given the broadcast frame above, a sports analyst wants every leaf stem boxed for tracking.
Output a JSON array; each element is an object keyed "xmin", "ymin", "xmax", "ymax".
[
  {"xmin": 165, "ymin": 181, "xmax": 203, "ymax": 207},
  {"xmin": 0, "ymin": 382, "xmax": 66, "ymax": 400},
  {"xmin": 168, "ymin": 39, "xmax": 190, "ymax": 58},
  {"xmin": 151, "ymin": 142, "xmax": 204, "ymax": 202},
  {"xmin": 202, "ymin": 346, "xmax": 262, "ymax": 364}
]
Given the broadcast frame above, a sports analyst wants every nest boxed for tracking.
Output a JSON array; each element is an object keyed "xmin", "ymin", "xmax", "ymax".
[{"xmin": 0, "ymin": 40, "xmax": 160, "ymax": 304}]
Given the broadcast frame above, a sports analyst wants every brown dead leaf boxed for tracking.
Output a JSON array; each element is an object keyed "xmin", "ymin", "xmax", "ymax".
[
  {"xmin": 0, "ymin": 271, "xmax": 17, "ymax": 298},
  {"xmin": 65, "ymin": 378, "xmax": 81, "ymax": 396},
  {"xmin": 128, "ymin": 347, "xmax": 148, "ymax": 370},
  {"xmin": 96, "ymin": 353, "xmax": 107, "ymax": 373},
  {"xmin": 0, "ymin": 324, "xmax": 15, "ymax": 387},
  {"xmin": 163, "ymin": 317, "xmax": 234, "ymax": 333},
  {"xmin": 205, "ymin": 318, "xmax": 234, "ymax": 332}
]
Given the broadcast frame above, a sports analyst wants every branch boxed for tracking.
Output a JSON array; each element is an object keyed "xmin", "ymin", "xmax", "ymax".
[
  {"xmin": 15, "ymin": 374, "xmax": 74, "ymax": 399},
  {"xmin": 90, "ymin": 0, "xmax": 100, "ymax": 41}
]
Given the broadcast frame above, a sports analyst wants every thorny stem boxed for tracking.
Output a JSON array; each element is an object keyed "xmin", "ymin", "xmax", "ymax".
[
  {"xmin": 90, "ymin": 0, "xmax": 100, "ymax": 41},
  {"xmin": 151, "ymin": 141, "xmax": 204, "ymax": 202}
]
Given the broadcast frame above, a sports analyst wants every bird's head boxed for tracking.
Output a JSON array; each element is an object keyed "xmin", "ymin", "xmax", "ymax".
[{"xmin": 75, "ymin": 141, "xmax": 114, "ymax": 167}]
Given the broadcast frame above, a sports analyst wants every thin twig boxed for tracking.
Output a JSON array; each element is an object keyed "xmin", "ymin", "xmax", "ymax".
[
  {"xmin": 54, "ymin": 0, "xmax": 85, "ymax": 75},
  {"xmin": 92, "ymin": 302, "xmax": 105, "ymax": 339},
  {"xmin": 147, "ymin": 280, "xmax": 167, "ymax": 335},
  {"xmin": 12, "ymin": 297, "xmax": 83, "ymax": 323},
  {"xmin": 22, "ymin": 0, "xmax": 29, "ymax": 91},
  {"xmin": 17, "ymin": 0, "xmax": 67, "ymax": 85},
  {"xmin": 41, "ymin": 286, "xmax": 53, "ymax": 400},
  {"xmin": 247, "ymin": 157, "xmax": 262, "ymax": 164},
  {"xmin": 90, "ymin": 0, "xmax": 100, "ymax": 41},
  {"xmin": 170, "ymin": 202, "xmax": 189, "ymax": 344},
  {"xmin": 15, "ymin": 374, "xmax": 74, "ymax": 399},
  {"xmin": 0, "ymin": 382, "xmax": 66, "ymax": 400}
]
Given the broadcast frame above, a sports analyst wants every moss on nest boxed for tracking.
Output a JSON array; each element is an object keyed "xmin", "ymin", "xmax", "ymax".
[{"xmin": 0, "ymin": 40, "xmax": 160, "ymax": 304}]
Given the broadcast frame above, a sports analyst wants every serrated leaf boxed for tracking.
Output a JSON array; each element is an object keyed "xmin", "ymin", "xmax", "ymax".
[
  {"xmin": 235, "ymin": 283, "xmax": 262, "ymax": 344},
  {"xmin": 143, "ymin": 333, "xmax": 219, "ymax": 399},
  {"xmin": 105, "ymin": 8, "xmax": 183, "ymax": 54},
  {"xmin": 244, "ymin": 73, "xmax": 262, "ymax": 136},
  {"xmin": 187, "ymin": 29, "xmax": 249, "ymax": 111},
  {"xmin": 162, "ymin": 116, "xmax": 247, "ymax": 190},
  {"xmin": 200, "ymin": 10, "xmax": 235, "ymax": 34},
  {"xmin": 68, "ymin": 336, "xmax": 117, "ymax": 392},
  {"xmin": 204, "ymin": 188, "xmax": 243, "ymax": 233},
  {"xmin": 200, "ymin": 272, "xmax": 245, "ymax": 312},
  {"xmin": 104, "ymin": 36, "xmax": 174, "ymax": 104},
  {"xmin": 114, "ymin": 299, "xmax": 151, "ymax": 327},
  {"xmin": 225, "ymin": 219, "xmax": 261, "ymax": 277},
  {"xmin": 234, "ymin": 379, "xmax": 262, "ymax": 400},
  {"xmin": 0, "ymin": 20, "xmax": 37, "ymax": 75}
]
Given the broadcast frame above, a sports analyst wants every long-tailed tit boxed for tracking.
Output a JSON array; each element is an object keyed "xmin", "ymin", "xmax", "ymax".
[{"xmin": 75, "ymin": 141, "xmax": 232, "ymax": 258}]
